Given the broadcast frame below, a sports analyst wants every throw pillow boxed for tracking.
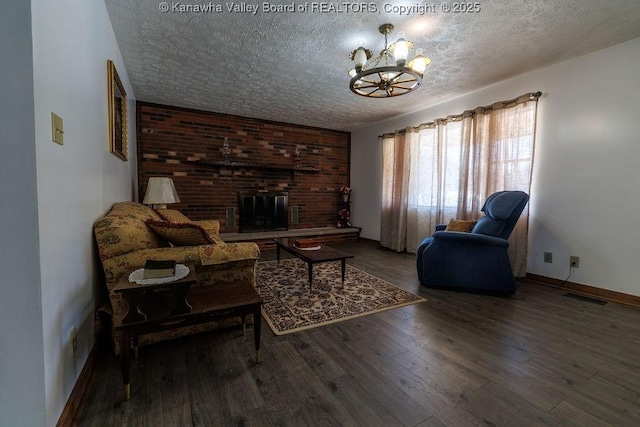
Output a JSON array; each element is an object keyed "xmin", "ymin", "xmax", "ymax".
[
  {"xmin": 445, "ymin": 219, "xmax": 477, "ymax": 232},
  {"xmin": 145, "ymin": 219, "xmax": 215, "ymax": 246},
  {"xmin": 155, "ymin": 208, "xmax": 192, "ymax": 223}
]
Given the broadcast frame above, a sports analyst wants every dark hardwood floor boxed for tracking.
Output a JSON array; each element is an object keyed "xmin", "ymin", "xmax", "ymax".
[{"xmin": 77, "ymin": 241, "xmax": 640, "ymax": 426}]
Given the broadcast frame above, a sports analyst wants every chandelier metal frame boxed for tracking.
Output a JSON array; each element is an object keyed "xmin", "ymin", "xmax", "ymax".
[{"xmin": 349, "ymin": 24, "xmax": 429, "ymax": 98}]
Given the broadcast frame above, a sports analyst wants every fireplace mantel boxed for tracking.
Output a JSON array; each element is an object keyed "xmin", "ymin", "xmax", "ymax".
[{"xmin": 194, "ymin": 159, "xmax": 320, "ymax": 173}]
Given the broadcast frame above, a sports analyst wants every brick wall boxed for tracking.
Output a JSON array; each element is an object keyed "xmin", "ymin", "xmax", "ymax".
[{"xmin": 137, "ymin": 102, "xmax": 350, "ymax": 232}]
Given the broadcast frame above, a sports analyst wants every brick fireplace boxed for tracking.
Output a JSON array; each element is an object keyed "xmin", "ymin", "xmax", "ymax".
[{"xmin": 137, "ymin": 102, "xmax": 350, "ymax": 233}]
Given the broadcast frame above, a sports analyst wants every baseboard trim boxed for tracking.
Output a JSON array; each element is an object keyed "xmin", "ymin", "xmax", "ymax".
[
  {"xmin": 56, "ymin": 340, "xmax": 100, "ymax": 427},
  {"xmin": 525, "ymin": 273, "xmax": 640, "ymax": 308}
]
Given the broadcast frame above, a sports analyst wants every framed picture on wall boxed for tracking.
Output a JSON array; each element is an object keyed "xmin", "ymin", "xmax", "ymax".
[{"xmin": 108, "ymin": 59, "xmax": 128, "ymax": 160}]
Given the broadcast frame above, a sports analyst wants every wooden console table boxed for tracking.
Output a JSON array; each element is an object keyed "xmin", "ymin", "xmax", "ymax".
[{"xmin": 113, "ymin": 264, "xmax": 263, "ymax": 400}]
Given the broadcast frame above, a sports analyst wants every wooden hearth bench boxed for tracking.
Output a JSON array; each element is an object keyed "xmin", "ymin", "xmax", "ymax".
[{"xmin": 221, "ymin": 226, "xmax": 361, "ymax": 250}]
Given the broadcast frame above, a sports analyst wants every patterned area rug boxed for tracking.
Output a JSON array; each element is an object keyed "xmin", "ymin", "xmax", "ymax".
[{"xmin": 256, "ymin": 258, "xmax": 427, "ymax": 335}]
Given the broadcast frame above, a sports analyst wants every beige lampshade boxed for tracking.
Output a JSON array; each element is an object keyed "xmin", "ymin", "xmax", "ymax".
[{"xmin": 142, "ymin": 177, "xmax": 180, "ymax": 205}]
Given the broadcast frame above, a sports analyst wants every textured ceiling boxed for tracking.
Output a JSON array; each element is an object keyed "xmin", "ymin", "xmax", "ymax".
[{"xmin": 105, "ymin": 0, "xmax": 640, "ymax": 131}]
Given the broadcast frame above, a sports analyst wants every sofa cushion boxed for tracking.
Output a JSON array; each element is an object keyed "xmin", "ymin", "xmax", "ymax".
[
  {"xmin": 94, "ymin": 202, "xmax": 166, "ymax": 260},
  {"xmin": 155, "ymin": 208, "xmax": 192, "ymax": 223},
  {"xmin": 445, "ymin": 219, "xmax": 477, "ymax": 232},
  {"xmin": 146, "ymin": 219, "xmax": 215, "ymax": 246},
  {"xmin": 195, "ymin": 219, "xmax": 221, "ymax": 237},
  {"xmin": 156, "ymin": 209, "xmax": 222, "ymax": 237}
]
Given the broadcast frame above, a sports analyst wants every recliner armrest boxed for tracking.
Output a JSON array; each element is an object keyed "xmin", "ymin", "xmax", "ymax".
[
  {"xmin": 432, "ymin": 231, "xmax": 509, "ymax": 247},
  {"xmin": 435, "ymin": 224, "xmax": 447, "ymax": 232}
]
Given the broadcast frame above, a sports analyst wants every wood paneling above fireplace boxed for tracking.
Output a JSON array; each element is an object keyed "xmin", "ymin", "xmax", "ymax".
[{"xmin": 137, "ymin": 102, "xmax": 350, "ymax": 233}]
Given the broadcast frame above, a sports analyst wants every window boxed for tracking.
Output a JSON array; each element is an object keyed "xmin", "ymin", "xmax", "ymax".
[{"xmin": 380, "ymin": 92, "xmax": 540, "ymax": 276}]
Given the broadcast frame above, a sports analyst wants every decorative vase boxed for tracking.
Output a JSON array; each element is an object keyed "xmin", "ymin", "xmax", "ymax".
[{"xmin": 222, "ymin": 137, "xmax": 231, "ymax": 159}]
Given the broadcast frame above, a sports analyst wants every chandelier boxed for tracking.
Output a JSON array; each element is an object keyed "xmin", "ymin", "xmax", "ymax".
[{"xmin": 349, "ymin": 24, "xmax": 431, "ymax": 98}]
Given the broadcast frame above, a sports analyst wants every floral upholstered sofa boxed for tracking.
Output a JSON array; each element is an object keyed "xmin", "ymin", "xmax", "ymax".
[{"xmin": 94, "ymin": 201, "xmax": 260, "ymax": 353}]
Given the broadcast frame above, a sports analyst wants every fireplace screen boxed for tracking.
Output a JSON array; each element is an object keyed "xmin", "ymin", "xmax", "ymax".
[{"xmin": 239, "ymin": 192, "xmax": 288, "ymax": 232}]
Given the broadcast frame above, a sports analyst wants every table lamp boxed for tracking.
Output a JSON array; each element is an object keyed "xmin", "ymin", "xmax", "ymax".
[{"xmin": 142, "ymin": 177, "xmax": 180, "ymax": 209}]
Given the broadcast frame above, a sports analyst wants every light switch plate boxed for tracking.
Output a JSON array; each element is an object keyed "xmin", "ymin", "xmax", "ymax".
[{"xmin": 51, "ymin": 112, "xmax": 64, "ymax": 145}]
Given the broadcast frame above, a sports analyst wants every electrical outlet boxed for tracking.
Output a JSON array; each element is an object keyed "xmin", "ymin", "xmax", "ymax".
[
  {"xmin": 70, "ymin": 326, "xmax": 77, "ymax": 355},
  {"xmin": 570, "ymin": 256, "xmax": 580, "ymax": 268},
  {"xmin": 544, "ymin": 252, "xmax": 553, "ymax": 263}
]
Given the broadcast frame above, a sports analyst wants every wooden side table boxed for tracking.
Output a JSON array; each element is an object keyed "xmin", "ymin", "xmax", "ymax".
[{"xmin": 113, "ymin": 264, "xmax": 262, "ymax": 400}]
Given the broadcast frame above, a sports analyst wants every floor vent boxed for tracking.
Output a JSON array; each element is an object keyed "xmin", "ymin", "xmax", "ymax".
[{"xmin": 563, "ymin": 293, "xmax": 607, "ymax": 305}]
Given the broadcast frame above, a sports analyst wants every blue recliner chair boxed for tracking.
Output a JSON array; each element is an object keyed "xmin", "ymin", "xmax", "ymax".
[{"xmin": 416, "ymin": 191, "xmax": 530, "ymax": 295}]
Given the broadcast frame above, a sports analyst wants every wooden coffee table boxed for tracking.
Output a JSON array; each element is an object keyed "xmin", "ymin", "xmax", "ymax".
[
  {"xmin": 113, "ymin": 263, "xmax": 262, "ymax": 400},
  {"xmin": 273, "ymin": 238, "xmax": 354, "ymax": 291}
]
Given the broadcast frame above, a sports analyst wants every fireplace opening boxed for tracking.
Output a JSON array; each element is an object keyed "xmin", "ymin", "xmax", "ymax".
[{"xmin": 239, "ymin": 192, "xmax": 288, "ymax": 232}]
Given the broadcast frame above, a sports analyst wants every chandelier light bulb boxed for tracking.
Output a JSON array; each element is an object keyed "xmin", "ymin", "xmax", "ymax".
[
  {"xmin": 391, "ymin": 31, "xmax": 411, "ymax": 66},
  {"xmin": 353, "ymin": 47, "xmax": 368, "ymax": 71},
  {"xmin": 409, "ymin": 48, "xmax": 431, "ymax": 75},
  {"xmin": 350, "ymin": 40, "xmax": 372, "ymax": 74},
  {"xmin": 382, "ymin": 70, "xmax": 399, "ymax": 81}
]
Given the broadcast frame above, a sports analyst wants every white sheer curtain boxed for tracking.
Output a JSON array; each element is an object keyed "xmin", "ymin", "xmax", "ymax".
[
  {"xmin": 380, "ymin": 132, "xmax": 410, "ymax": 251},
  {"xmin": 381, "ymin": 93, "xmax": 540, "ymax": 276}
]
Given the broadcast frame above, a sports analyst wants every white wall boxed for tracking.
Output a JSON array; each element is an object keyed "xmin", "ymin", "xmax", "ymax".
[
  {"xmin": 351, "ymin": 37, "xmax": 640, "ymax": 297},
  {"xmin": 30, "ymin": 0, "xmax": 136, "ymax": 425},
  {"xmin": 0, "ymin": 1, "xmax": 46, "ymax": 425}
]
